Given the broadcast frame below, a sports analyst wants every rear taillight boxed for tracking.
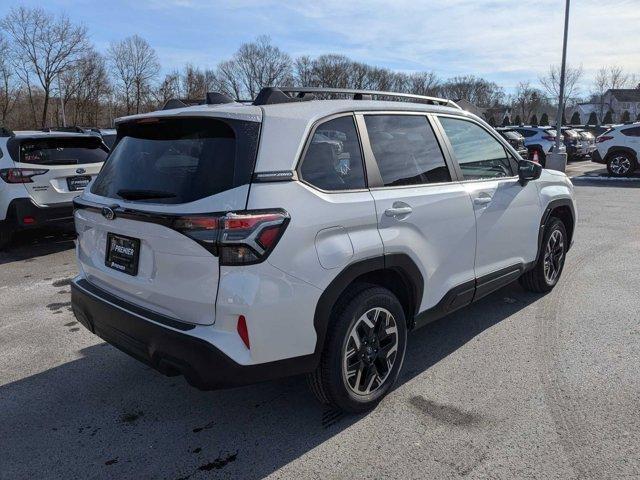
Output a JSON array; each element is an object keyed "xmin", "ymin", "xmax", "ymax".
[
  {"xmin": 173, "ymin": 210, "xmax": 289, "ymax": 265},
  {"xmin": 542, "ymin": 135, "xmax": 555, "ymax": 141},
  {"xmin": 596, "ymin": 135, "xmax": 613, "ymax": 143},
  {"xmin": 0, "ymin": 168, "xmax": 48, "ymax": 184}
]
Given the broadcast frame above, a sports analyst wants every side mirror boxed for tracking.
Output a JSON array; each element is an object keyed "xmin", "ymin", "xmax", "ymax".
[{"xmin": 518, "ymin": 160, "xmax": 542, "ymax": 186}]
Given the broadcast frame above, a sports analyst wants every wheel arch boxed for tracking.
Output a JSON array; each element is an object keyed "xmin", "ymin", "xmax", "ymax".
[
  {"xmin": 604, "ymin": 146, "xmax": 638, "ymax": 163},
  {"xmin": 536, "ymin": 199, "xmax": 575, "ymax": 263},
  {"xmin": 311, "ymin": 254, "xmax": 423, "ymax": 367}
]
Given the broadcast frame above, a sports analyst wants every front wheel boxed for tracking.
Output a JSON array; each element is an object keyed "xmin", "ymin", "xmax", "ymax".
[
  {"xmin": 519, "ymin": 217, "xmax": 567, "ymax": 293},
  {"xmin": 607, "ymin": 153, "xmax": 636, "ymax": 177},
  {"xmin": 307, "ymin": 285, "xmax": 407, "ymax": 412}
]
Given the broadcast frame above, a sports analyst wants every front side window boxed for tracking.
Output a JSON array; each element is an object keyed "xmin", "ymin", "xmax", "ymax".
[
  {"xmin": 439, "ymin": 117, "xmax": 514, "ymax": 180},
  {"xmin": 299, "ymin": 116, "xmax": 365, "ymax": 191},
  {"xmin": 364, "ymin": 115, "xmax": 450, "ymax": 186}
]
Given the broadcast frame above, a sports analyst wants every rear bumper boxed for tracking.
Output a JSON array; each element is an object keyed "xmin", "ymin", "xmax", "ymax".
[
  {"xmin": 591, "ymin": 150, "xmax": 606, "ymax": 164},
  {"xmin": 7, "ymin": 198, "xmax": 74, "ymax": 227},
  {"xmin": 70, "ymin": 277, "xmax": 314, "ymax": 389}
]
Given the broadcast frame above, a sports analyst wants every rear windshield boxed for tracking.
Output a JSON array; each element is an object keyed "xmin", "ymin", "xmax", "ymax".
[
  {"xmin": 91, "ymin": 117, "xmax": 260, "ymax": 204},
  {"xmin": 13, "ymin": 137, "xmax": 108, "ymax": 166}
]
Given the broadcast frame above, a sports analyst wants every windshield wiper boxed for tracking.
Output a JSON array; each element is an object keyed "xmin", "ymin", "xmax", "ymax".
[{"xmin": 117, "ymin": 189, "xmax": 176, "ymax": 200}]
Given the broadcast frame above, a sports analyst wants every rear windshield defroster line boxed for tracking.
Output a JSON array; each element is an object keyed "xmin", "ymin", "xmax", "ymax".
[{"xmin": 90, "ymin": 117, "xmax": 260, "ymax": 205}]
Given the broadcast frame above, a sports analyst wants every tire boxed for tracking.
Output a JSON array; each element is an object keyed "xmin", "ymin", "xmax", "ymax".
[
  {"xmin": 606, "ymin": 152, "xmax": 636, "ymax": 177},
  {"xmin": 0, "ymin": 227, "xmax": 12, "ymax": 251},
  {"xmin": 307, "ymin": 284, "xmax": 407, "ymax": 413},
  {"xmin": 519, "ymin": 217, "xmax": 567, "ymax": 293}
]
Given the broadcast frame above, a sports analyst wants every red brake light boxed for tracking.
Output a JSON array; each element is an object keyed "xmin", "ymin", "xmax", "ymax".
[
  {"xmin": 542, "ymin": 135, "xmax": 555, "ymax": 141},
  {"xmin": 171, "ymin": 209, "xmax": 289, "ymax": 265},
  {"xmin": 0, "ymin": 168, "xmax": 48, "ymax": 184},
  {"xmin": 237, "ymin": 315, "xmax": 250, "ymax": 349},
  {"xmin": 596, "ymin": 135, "xmax": 613, "ymax": 143}
]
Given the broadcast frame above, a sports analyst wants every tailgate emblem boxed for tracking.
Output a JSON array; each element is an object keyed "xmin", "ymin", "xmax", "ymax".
[
  {"xmin": 76, "ymin": 168, "xmax": 86, "ymax": 174},
  {"xmin": 101, "ymin": 206, "xmax": 116, "ymax": 220}
]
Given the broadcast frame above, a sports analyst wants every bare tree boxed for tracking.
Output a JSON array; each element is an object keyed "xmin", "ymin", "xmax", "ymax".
[
  {"xmin": 441, "ymin": 75, "xmax": 504, "ymax": 106},
  {"xmin": 1, "ymin": 7, "xmax": 90, "ymax": 127},
  {"xmin": 539, "ymin": 64, "xmax": 583, "ymax": 109},
  {"xmin": 214, "ymin": 36, "xmax": 291, "ymax": 99},
  {"xmin": 108, "ymin": 35, "xmax": 159, "ymax": 114},
  {"xmin": 0, "ymin": 33, "xmax": 20, "ymax": 124},
  {"xmin": 407, "ymin": 72, "xmax": 440, "ymax": 96},
  {"xmin": 513, "ymin": 82, "xmax": 543, "ymax": 122}
]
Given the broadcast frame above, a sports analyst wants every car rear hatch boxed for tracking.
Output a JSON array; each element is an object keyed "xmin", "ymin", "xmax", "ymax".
[
  {"xmin": 74, "ymin": 114, "xmax": 262, "ymax": 326},
  {"xmin": 7, "ymin": 135, "xmax": 108, "ymax": 206}
]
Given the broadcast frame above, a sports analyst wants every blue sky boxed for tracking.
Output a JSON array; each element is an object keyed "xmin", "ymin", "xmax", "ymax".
[{"xmin": 1, "ymin": 0, "xmax": 639, "ymax": 94}]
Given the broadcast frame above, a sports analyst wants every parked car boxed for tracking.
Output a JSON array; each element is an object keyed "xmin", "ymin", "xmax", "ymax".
[
  {"xmin": 573, "ymin": 129, "xmax": 596, "ymax": 158},
  {"xmin": 70, "ymin": 87, "xmax": 576, "ymax": 412},
  {"xmin": 495, "ymin": 128, "xmax": 528, "ymax": 159},
  {"xmin": 0, "ymin": 128, "xmax": 109, "ymax": 248},
  {"xmin": 593, "ymin": 122, "xmax": 640, "ymax": 176},
  {"xmin": 560, "ymin": 127, "xmax": 582, "ymax": 160},
  {"xmin": 501, "ymin": 126, "xmax": 562, "ymax": 166}
]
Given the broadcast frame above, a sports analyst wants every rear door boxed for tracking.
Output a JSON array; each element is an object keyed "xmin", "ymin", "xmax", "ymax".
[
  {"xmin": 436, "ymin": 115, "xmax": 541, "ymax": 295},
  {"xmin": 75, "ymin": 115, "xmax": 261, "ymax": 326},
  {"xmin": 359, "ymin": 113, "xmax": 477, "ymax": 318},
  {"xmin": 14, "ymin": 135, "xmax": 108, "ymax": 206}
]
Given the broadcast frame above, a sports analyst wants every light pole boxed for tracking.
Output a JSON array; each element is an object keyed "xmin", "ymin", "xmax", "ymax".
[{"xmin": 547, "ymin": 0, "xmax": 571, "ymax": 172}]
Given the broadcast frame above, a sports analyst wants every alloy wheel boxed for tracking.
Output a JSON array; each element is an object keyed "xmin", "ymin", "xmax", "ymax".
[
  {"xmin": 342, "ymin": 307, "xmax": 399, "ymax": 396},
  {"xmin": 543, "ymin": 229, "xmax": 565, "ymax": 284},
  {"xmin": 610, "ymin": 155, "xmax": 631, "ymax": 175}
]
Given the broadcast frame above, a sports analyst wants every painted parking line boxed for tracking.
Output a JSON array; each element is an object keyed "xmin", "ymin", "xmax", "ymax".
[{"xmin": 570, "ymin": 175, "xmax": 640, "ymax": 181}]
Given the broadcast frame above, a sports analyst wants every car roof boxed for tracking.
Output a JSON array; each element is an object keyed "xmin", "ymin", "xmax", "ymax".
[
  {"xmin": 114, "ymin": 99, "xmax": 472, "ymax": 173},
  {"xmin": 12, "ymin": 130, "xmax": 97, "ymax": 140}
]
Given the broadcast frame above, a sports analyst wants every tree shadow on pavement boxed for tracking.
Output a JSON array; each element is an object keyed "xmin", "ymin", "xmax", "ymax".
[
  {"xmin": 0, "ymin": 227, "xmax": 75, "ymax": 266},
  {"xmin": 0, "ymin": 282, "xmax": 541, "ymax": 479}
]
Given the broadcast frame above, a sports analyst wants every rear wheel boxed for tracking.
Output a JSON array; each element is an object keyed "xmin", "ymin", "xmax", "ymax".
[
  {"xmin": 0, "ymin": 225, "xmax": 12, "ymax": 251},
  {"xmin": 307, "ymin": 285, "xmax": 407, "ymax": 412},
  {"xmin": 519, "ymin": 217, "xmax": 567, "ymax": 293},
  {"xmin": 607, "ymin": 152, "xmax": 636, "ymax": 177}
]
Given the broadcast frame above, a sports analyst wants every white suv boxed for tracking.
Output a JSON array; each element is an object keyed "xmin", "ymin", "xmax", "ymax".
[
  {"xmin": 593, "ymin": 123, "xmax": 640, "ymax": 176},
  {"xmin": 70, "ymin": 88, "xmax": 576, "ymax": 412},
  {"xmin": 0, "ymin": 128, "xmax": 108, "ymax": 248}
]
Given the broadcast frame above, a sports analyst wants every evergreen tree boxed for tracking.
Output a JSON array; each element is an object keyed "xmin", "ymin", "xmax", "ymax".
[
  {"xmin": 621, "ymin": 111, "xmax": 631, "ymax": 123},
  {"xmin": 570, "ymin": 112, "xmax": 580, "ymax": 125},
  {"xmin": 587, "ymin": 112, "xmax": 598, "ymax": 125},
  {"xmin": 540, "ymin": 113, "xmax": 549, "ymax": 125},
  {"xmin": 514, "ymin": 115, "xmax": 522, "ymax": 125},
  {"xmin": 603, "ymin": 110, "xmax": 613, "ymax": 124},
  {"xmin": 530, "ymin": 114, "xmax": 538, "ymax": 125}
]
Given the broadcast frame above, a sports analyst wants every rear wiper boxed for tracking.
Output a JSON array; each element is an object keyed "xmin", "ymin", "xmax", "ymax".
[{"xmin": 116, "ymin": 189, "xmax": 176, "ymax": 200}]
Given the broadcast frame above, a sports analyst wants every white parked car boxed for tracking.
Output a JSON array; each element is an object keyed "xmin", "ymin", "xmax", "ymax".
[
  {"xmin": 0, "ymin": 128, "xmax": 108, "ymax": 248},
  {"xmin": 499, "ymin": 126, "xmax": 562, "ymax": 166},
  {"xmin": 593, "ymin": 122, "xmax": 640, "ymax": 176},
  {"xmin": 70, "ymin": 87, "xmax": 577, "ymax": 412}
]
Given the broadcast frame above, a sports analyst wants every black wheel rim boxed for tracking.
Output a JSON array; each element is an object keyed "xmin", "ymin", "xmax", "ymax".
[{"xmin": 342, "ymin": 307, "xmax": 399, "ymax": 396}]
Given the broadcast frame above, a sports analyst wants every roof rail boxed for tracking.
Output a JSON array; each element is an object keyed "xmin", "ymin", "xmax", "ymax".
[
  {"xmin": 253, "ymin": 87, "xmax": 461, "ymax": 109},
  {"xmin": 41, "ymin": 126, "xmax": 86, "ymax": 133},
  {"xmin": 0, "ymin": 126, "xmax": 15, "ymax": 137}
]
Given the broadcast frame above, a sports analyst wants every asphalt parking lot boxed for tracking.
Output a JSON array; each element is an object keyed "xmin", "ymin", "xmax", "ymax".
[{"xmin": 1, "ymin": 161, "xmax": 639, "ymax": 480}]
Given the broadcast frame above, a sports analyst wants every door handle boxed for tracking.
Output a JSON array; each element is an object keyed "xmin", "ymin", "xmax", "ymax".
[
  {"xmin": 384, "ymin": 205, "xmax": 413, "ymax": 217},
  {"xmin": 473, "ymin": 196, "xmax": 492, "ymax": 206}
]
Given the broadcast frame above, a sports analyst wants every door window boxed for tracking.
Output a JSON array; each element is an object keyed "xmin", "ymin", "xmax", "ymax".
[
  {"xmin": 364, "ymin": 115, "xmax": 451, "ymax": 186},
  {"xmin": 299, "ymin": 116, "xmax": 366, "ymax": 191},
  {"xmin": 439, "ymin": 117, "xmax": 514, "ymax": 180}
]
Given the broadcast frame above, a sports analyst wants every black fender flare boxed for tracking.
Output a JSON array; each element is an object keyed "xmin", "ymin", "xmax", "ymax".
[
  {"xmin": 536, "ymin": 198, "xmax": 575, "ymax": 264},
  {"xmin": 309, "ymin": 253, "xmax": 423, "ymax": 368}
]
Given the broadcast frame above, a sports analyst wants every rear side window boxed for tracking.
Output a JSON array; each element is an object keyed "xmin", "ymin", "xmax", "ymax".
[
  {"xmin": 364, "ymin": 115, "xmax": 450, "ymax": 186},
  {"xmin": 439, "ymin": 117, "xmax": 513, "ymax": 180},
  {"xmin": 91, "ymin": 117, "xmax": 259, "ymax": 204},
  {"xmin": 299, "ymin": 116, "xmax": 365, "ymax": 191},
  {"xmin": 621, "ymin": 127, "xmax": 640, "ymax": 137},
  {"xmin": 15, "ymin": 137, "xmax": 108, "ymax": 166}
]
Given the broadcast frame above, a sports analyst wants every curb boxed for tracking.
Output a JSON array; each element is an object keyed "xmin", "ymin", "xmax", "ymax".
[{"xmin": 570, "ymin": 175, "xmax": 640, "ymax": 182}]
